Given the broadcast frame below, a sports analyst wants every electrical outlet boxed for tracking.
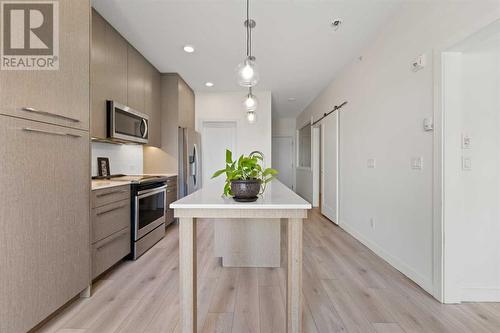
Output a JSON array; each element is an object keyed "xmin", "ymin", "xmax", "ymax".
[
  {"xmin": 367, "ymin": 158, "xmax": 376, "ymax": 169},
  {"xmin": 411, "ymin": 157, "xmax": 423, "ymax": 170},
  {"xmin": 462, "ymin": 157, "xmax": 472, "ymax": 171},
  {"xmin": 370, "ymin": 218, "xmax": 375, "ymax": 229}
]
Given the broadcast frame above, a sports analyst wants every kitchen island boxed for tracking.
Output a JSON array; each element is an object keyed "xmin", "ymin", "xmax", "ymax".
[{"xmin": 171, "ymin": 181, "xmax": 311, "ymax": 333}]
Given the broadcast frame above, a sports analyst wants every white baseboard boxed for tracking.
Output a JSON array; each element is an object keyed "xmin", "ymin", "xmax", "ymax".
[
  {"xmin": 462, "ymin": 288, "xmax": 500, "ymax": 302},
  {"xmin": 321, "ymin": 206, "xmax": 337, "ymax": 225},
  {"xmin": 339, "ymin": 220, "xmax": 434, "ymax": 295}
]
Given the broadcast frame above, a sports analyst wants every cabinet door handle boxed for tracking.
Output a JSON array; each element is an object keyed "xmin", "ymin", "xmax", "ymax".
[
  {"xmin": 96, "ymin": 229, "xmax": 128, "ymax": 251},
  {"xmin": 21, "ymin": 107, "xmax": 80, "ymax": 123},
  {"xmin": 22, "ymin": 127, "xmax": 82, "ymax": 138},
  {"xmin": 96, "ymin": 204, "xmax": 126, "ymax": 216},
  {"xmin": 96, "ymin": 190, "xmax": 127, "ymax": 198}
]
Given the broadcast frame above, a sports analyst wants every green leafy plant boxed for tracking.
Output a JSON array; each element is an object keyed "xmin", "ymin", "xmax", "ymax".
[{"xmin": 211, "ymin": 149, "xmax": 278, "ymax": 196}]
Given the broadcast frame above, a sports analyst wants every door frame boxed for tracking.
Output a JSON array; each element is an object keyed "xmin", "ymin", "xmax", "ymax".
[
  {"xmin": 313, "ymin": 112, "xmax": 339, "ymax": 224},
  {"xmin": 312, "ymin": 127, "xmax": 321, "ymax": 207},
  {"xmin": 432, "ymin": 16, "xmax": 500, "ymax": 303},
  {"xmin": 320, "ymin": 115, "xmax": 339, "ymax": 225},
  {"xmin": 272, "ymin": 135, "xmax": 296, "ymax": 191},
  {"xmin": 199, "ymin": 119, "xmax": 238, "ymax": 188}
]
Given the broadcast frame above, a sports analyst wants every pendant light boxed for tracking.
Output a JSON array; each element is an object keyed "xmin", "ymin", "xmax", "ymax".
[
  {"xmin": 243, "ymin": 88, "xmax": 258, "ymax": 112},
  {"xmin": 243, "ymin": 87, "xmax": 258, "ymax": 124},
  {"xmin": 246, "ymin": 110, "xmax": 257, "ymax": 124},
  {"xmin": 236, "ymin": 0, "xmax": 259, "ymax": 87}
]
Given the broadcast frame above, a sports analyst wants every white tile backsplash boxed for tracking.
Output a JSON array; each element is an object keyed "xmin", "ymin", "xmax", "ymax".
[{"xmin": 91, "ymin": 142, "xmax": 143, "ymax": 176}]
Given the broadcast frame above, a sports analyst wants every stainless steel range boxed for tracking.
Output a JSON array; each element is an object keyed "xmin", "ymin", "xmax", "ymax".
[
  {"xmin": 125, "ymin": 175, "xmax": 168, "ymax": 260},
  {"xmin": 94, "ymin": 174, "xmax": 169, "ymax": 259}
]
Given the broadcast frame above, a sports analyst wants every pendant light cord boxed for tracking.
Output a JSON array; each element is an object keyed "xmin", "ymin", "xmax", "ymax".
[{"xmin": 246, "ymin": 0, "xmax": 250, "ymax": 58}]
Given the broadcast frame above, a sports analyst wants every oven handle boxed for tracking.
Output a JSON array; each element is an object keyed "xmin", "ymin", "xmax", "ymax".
[{"xmin": 137, "ymin": 185, "xmax": 167, "ymax": 199}]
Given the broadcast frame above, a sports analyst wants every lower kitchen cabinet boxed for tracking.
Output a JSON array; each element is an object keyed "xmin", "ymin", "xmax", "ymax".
[
  {"xmin": 0, "ymin": 115, "xmax": 90, "ymax": 333},
  {"xmin": 91, "ymin": 185, "xmax": 131, "ymax": 279},
  {"xmin": 166, "ymin": 177, "xmax": 178, "ymax": 225},
  {"xmin": 92, "ymin": 227, "xmax": 131, "ymax": 278},
  {"xmin": 92, "ymin": 184, "xmax": 130, "ymax": 208},
  {"xmin": 92, "ymin": 199, "xmax": 131, "ymax": 243}
]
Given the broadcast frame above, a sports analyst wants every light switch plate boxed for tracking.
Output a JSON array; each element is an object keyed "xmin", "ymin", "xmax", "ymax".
[
  {"xmin": 367, "ymin": 158, "xmax": 376, "ymax": 169},
  {"xmin": 462, "ymin": 157, "xmax": 472, "ymax": 171},
  {"xmin": 411, "ymin": 157, "xmax": 423, "ymax": 170},
  {"xmin": 423, "ymin": 118, "xmax": 433, "ymax": 131},
  {"xmin": 462, "ymin": 134, "xmax": 472, "ymax": 149}
]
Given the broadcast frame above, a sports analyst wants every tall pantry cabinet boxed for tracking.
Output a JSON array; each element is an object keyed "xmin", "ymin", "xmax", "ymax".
[{"xmin": 0, "ymin": 1, "xmax": 91, "ymax": 333}]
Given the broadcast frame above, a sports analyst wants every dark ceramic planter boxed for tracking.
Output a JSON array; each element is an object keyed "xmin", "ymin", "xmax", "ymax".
[{"xmin": 231, "ymin": 179, "xmax": 261, "ymax": 202}]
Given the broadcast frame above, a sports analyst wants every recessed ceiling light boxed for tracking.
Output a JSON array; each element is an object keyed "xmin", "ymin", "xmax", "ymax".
[
  {"xmin": 205, "ymin": 82, "xmax": 214, "ymax": 87},
  {"xmin": 183, "ymin": 45, "xmax": 195, "ymax": 53},
  {"xmin": 288, "ymin": 97, "xmax": 296, "ymax": 102}
]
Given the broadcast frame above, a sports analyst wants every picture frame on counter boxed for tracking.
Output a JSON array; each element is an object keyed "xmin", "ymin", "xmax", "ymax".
[{"xmin": 97, "ymin": 157, "xmax": 110, "ymax": 177}]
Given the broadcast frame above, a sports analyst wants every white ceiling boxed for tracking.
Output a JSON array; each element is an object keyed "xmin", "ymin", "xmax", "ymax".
[{"xmin": 92, "ymin": 0, "xmax": 400, "ymax": 118}]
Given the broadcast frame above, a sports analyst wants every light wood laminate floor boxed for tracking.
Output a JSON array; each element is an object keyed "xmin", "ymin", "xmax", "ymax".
[{"xmin": 37, "ymin": 209, "xmax": 500, "ymax": 333}]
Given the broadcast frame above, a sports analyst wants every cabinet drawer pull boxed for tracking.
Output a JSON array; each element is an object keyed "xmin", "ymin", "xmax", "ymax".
[
  {"xmin": 96, "ymin": 229, "xmax": 128, "ymax": 251},
  {"xmin": 22, "ymin": 107, "xmax": 80, "ymax": 123},
  {"xmin": 97, "ymin": 204, "xmax": 127, "ymax": 216},
  {"xmin": 96, "ymin": 190, "xmax": 127, "ymax": 198},
  {"xmin": 22, "ymin": 127, "xmax": 82, "ymax": 138}
]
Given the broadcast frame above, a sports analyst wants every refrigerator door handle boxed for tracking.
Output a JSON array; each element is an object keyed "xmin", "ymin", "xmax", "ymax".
[{"xmin": 192, "ymin": 143, "xmax": 199, "ymax": 187}]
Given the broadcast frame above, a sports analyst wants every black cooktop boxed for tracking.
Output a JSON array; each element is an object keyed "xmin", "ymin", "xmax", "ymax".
[{"xmin": 92, "ymin": 174, "xmax": 168, "ymax": 184}]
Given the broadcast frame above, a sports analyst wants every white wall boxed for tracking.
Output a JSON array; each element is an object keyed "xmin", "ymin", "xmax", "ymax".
[
  {"xmin": 272, "ymin": 117, "xmax": 295, "ymax": 137},
  {"xmin": 195, "ymin": 91, "xmax": 272, "ymax": 171},
  {"xmin": 443, "ymin": 30, "xmax": 500, "ymax": 302},
  {"xmin": 296, "ymin": 168, "xmax": 313, "ymax": 203},
  {"xmin": 296, "ymin": 1, "xmax": 500, "ymax": 295},
  {"xmin": 272, "ymin": 117, "xmax": 296, "ymax": 190},
  {"xmin": 91, "ymin": 142, "xmax": 143, "ymax": 176}
]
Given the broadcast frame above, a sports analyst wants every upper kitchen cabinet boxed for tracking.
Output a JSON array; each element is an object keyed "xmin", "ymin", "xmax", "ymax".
[
  {"xmin": 0, "ymin": 0, "xmax": 90, "ymax": 131},
  {"xmin": 178, "ymin": 76, "xmax": 195, "ymax": 129},
  {"xmin": 90, "ymin": 8, "xmax": 161, "ymax": 144},
  {"xmin": 127, "ymin": 45, "xmax": 146, "ymax": 114},
  {"xmin": 91, "ymin": 9, "xmax": 128, "ymax": 139},
  {"xmin": 146, "ymin": 62, "xmax": 162, "ymax": 147}
]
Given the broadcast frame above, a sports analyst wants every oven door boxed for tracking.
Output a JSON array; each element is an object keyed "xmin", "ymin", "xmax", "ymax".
[
  {"xmin": 108, "ymin": 100, "xmax": 149, "ymax": 144},
  {"xmin": 134, "ymin": 186, "xmax": 166, "ymax": 240}
]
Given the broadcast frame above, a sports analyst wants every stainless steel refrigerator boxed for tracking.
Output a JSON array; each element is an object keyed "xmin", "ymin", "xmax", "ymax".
[{"xmin": 178, "ymin": 127, "xmax": 202, "ymax": 198}]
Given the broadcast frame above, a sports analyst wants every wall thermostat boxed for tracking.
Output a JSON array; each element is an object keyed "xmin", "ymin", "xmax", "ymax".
[{"xmin": 412, "ymin": 54, "xmax": 426, "ymax": 72}]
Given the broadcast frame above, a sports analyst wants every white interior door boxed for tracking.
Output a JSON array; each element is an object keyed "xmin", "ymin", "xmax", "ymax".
[
  {"xmin": 321, "ymin": 113, "xmax": 339, "ymax": 224},
  {"xmin": 272, "ymin": 136, "xmax": 294, "ymax": 190},
  {"xmin": 201, "ymin": 121, "xmax": 237, "ymax": 187}
]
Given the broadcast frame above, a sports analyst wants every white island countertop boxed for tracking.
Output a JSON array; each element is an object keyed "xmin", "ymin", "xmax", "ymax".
[{"xmin": 170, "ymin": 180, "xmax": 311, "ymax": 210}]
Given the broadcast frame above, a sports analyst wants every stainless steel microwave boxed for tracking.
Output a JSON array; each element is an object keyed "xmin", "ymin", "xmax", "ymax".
[{"xmin": 107, "ymin": 100, "xmax": 149, "ymax": 144}]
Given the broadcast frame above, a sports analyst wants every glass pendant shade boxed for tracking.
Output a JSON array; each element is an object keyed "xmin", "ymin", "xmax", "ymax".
[
  {"xmin": 237, "ymin": 57, "xmax": 259, "ymax": 87},
  {"xmin": 243, "ymin": 92, "xmax": 258, "ymax": 112},
  {"xmin": 246, "ymin": 111, "xmax": 257, "ymax": 124}
]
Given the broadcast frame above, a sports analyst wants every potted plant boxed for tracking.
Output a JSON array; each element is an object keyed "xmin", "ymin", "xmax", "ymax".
[{"xmin": 212, "ymin": 149, "xmax": 278, "ymax": 202}]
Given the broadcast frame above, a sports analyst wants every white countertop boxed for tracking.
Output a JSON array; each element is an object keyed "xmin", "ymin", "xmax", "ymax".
[
  {"xmin": 171, "ymin": 180, "xmax": 311, "ymax": 210},
  {"xmin": 91, "ymin": 180, "xmax": 131, "ymax": 191},
  {"xmin": 91, "ymin": 173, "xmax": 177, "ymax": 191}
]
